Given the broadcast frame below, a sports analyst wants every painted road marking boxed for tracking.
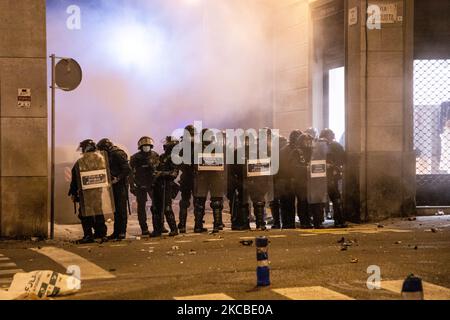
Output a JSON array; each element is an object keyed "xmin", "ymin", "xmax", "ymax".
[
  {"xmin": 0, "ymin": 278, "xmax": 13, "ymax": 285},
  {"xmin": 0, "ymin": 263, "xmax": 17, "ymax": 268},
  {"xmin": 175, "ymin": 293, "xmax": 234, "ymax": 300},
  {"xmin": 273, "ymin": 286, "xmax": 354, "ymax": 300},
  {"xmin": 239, "ymin": 236, "xmax": 254, "ymax": 240},
  {"xmin": 0, "ymin": 269, "xmax": 23, "ymax": 276},
  {"xmin": 30, "ymin": 247, "xmax": 115, "ymax": 280},
  {"xmin": 0, "ymin": 257, "xmax": 10, "ymax": 261},
  {"xmin": 174, "ymin": 240, "xmax": 193, "ymax": 244},
  {"xmin": 382, "ymin": 280, "xmax": 450, "ymax": 300},
  {"xmin": 270, "ymin": 235, "xmax": 287, "ymax": 238},
  {"xmin": 300, "ymin": 234, "xmax": 319, "ymax": 237}
]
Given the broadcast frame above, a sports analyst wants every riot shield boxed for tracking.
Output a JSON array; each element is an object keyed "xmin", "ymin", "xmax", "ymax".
[
  {"xmin": 76, "ymin": 151, "xmax": 115, "ymax": 217},
  {"xmin": 307, "ymin": 140, "xmax": 329, "ymax": 204}
]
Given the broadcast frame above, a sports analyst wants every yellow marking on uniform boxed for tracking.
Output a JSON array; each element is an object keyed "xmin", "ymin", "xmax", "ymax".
[
  {"xmin": 382, "ymin": 280, "xmax": 450, "ymax": 300},
  {"xmin": 174, "ymin": 293, "xmax": 234, "ymax": 300},
  {"xmin": 30, "ymin": 247, "xmax": 115, "ymax": 280},
  {"xmin": 272, "ymin": 286, "xmax": 354, "ymax": 300}
]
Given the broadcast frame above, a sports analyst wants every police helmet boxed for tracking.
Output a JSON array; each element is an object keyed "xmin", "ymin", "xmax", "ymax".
[
  {"xmin": 77, "ymin": 139, "xmax": 96, "ymax": 153},
  {"xmin": 96, "ymin": 138, "xmax": 114, "ymax": 151},
  {"xmin": 138, "ymin": 136, "xmax": 154, "ymax": 149}
]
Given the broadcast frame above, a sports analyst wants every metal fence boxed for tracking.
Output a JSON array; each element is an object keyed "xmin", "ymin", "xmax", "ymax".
[{"xmin": 414, "ymin": 60, "xmax": 450, "ymax": 206}]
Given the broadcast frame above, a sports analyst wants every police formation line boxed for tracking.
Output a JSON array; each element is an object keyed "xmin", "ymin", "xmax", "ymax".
[{"xmin": 68, "ymin": 126, "xmax": 347, "ymax": 244}]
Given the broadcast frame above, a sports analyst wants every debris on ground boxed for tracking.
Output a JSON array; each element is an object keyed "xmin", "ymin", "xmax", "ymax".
[
  {"xmin": 189, "ymin": 250, "xmax": 197, "ymax": 255},
  {"xmin": 340, "ymin": 246, "xmax": 348, "ymax": 251},
  {"xmin": 414, "ymin": 246, "xmax": 418, "ymax": 250},
  {"xmin": 171, "ymin": 246, "xmax": 180, "ymax": 251},
  {"xmin": 337, "ymin": 237, "xmax": 345, "ymax": 244},
  {"xmin": 431, "ymin": 228, "xmax": 438, "ymax": 233},
  {"xmin": 435, "ymin": 210, "xmax": 445, "ymax": 216},
  {"xmin": 377, "ymin": 224, "xmax": 384, "ymax": 228},
  {"xmin": 395, "ymin": 241, "xmax": 402, "ymax": 245},
  {"xmin": 240, "ymin": 240, "xmax": 253, "ymax": 246},
  {"xmin": 351, "ymin": 258, "xmax": 359, "ymax": 264},
  {"xmin": 0, "ymin": 270, "xmax": 81, "ymax": 300},
  {"xmin": 108, "ymin": 268, "xmax": 116, "ymax": 272},
  {"xmin": 407, "ymin": 217, "xmax": 417, "ymax": 221}
]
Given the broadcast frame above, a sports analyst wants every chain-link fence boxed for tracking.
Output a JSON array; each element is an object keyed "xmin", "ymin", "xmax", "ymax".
[{"xmin": 414, "ymin": 60, "xmax": 450, "ymax": 206}]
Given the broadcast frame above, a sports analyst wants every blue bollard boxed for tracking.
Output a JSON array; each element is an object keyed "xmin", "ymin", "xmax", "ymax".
[
  {"xmin": 256, "ymin": 236, "xmax": 270, "ymax": 287},
  {"xmin": 401, "ymin": 274, "xmax": 424, "ymax": 300}
]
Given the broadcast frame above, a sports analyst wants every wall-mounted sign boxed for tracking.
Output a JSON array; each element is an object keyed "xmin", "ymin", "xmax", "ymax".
[
  {"xmin": 18, "ymin": 88, "xmax": 31, "ymax": 108},
  {"xmin": 378, "ymin": 3, "xmax": 398, "ymax": 24},
  {"xmin": 349, "ymin": 7, "xmax": 358, "ymax": 26}
]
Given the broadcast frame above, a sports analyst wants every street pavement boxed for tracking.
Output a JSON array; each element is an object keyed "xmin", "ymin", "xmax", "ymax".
[{"xmin": 1, "ymin": 213, "xmax": 450, "ymax": 300}]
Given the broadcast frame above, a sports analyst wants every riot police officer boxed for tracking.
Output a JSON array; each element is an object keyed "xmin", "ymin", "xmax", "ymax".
[
  {"xmin": 305, "ymin": 132, "xmax": 329, "ymax": 229},
  {"xmin": 295, "ymin": 133, "xmax": 314, "ymax": 228},
  {"xmin": 193, "ymin": 129, "xmax": 226, "ymax": 233},
  {"xmin": 244, "ymin": 129, "xmax": 274, "ymax": 231},
  {"xmin": 278, "ymin": 130, "xmax": 303, "ymax": 229},
  {"xmin": 320, "ymin": 129, "xmax": 347, "ymax": 228},
  {"xmin": 152, "ymin": 137, "xmax": 180, "ymax": 237},
  {"xmin": 178, "ymin": 125, "xmax": 196, "ymax": 234},
  {"xmin": 130, "ymin": 137, "xmax": 160, "ymax": 236},
  {"xmin": 97, "ymin": 138, "xmax": 131, "ymax": 240},
  {"xmin": 68, "ymin": 139, "xmax": 108, "ymax": 244},
  {"xmin": 269, "ymin": 135, "xmax": 288, "ymax": 229},
  {"xmin": 228, "ymin": 135, "xmax": 251, "ymax": 231}
]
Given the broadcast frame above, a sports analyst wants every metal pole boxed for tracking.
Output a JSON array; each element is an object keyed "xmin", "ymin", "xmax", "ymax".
[{"xmin": 50, "ymin": 54, "xmax": 56, "ymax": 239}]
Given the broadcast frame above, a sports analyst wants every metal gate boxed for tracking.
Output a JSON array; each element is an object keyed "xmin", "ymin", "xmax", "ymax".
[{"xmin": 414, "ymin": 60, "xmax": 450, "ymax": 206}]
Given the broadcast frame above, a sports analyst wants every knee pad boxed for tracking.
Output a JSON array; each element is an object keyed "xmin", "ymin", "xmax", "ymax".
[
  {"xmin": 210, "ymin": 198, "xmax": 223, "ymax": 210},
  {"xmin": 254, "ymin": 201, "xmax": 265, "ymax": 209},
  {"xmin": 194, "ymin": 198, "xmax": 206, "ymax": 211}
]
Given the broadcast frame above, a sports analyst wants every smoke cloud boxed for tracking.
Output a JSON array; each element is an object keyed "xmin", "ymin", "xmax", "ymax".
[{"xmin": 47, "ymin": 0, "xmax": 274, "ymax": 161}]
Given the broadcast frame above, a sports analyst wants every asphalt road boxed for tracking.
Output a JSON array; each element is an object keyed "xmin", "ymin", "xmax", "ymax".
[{"xmin": 1, "ymin": 215, "xmax": 450, "ymax": 300}]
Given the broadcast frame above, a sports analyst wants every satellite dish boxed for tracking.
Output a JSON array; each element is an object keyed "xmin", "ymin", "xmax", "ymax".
[{"xmin": 55, "ymin": 58, "xmax": 82, "ymax": 91}]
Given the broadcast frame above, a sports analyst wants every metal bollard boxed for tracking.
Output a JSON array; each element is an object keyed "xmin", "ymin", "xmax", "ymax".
[
  {"xmin": 256, "ymin": 236, "xmax": 270, "ymax": 287},
  {"xmin": 401, "ymin": 274, "xmax": 424, "ymax": 300}
]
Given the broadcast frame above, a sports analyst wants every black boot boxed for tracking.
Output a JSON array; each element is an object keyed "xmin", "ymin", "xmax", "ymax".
[
  {"xmin": 178, "ymin": 205, "xmax": 188, "ymax": 234},
  {"xmin": 165, "ymin": 210, "xmax": 179, "ymax": 237},
  {"xmin": 254, "ymin": 202, "xmax": 267, "ymax": 231},
  {"xmin": 211, "ymin": 199, "xmax": 223, "ymax": 233},
  {"xmin": 333, "ymin": 200, "xmax": 348, "ymax": 228},
  {"xmin": 194, "ymin": 198, "xmax": 208, "ymax": 233},
  {"xmin": 270, "ymin": 200, "xmax": 281, "ymax": 229},
  {"xmin": 312, "ymin": 204, "xmax": 324, "ymax": 229}
]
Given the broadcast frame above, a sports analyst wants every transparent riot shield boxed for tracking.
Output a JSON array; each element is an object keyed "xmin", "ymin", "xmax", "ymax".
[
  {"xmin": 76, "ymin": 151, "xmax": 115, "ymax": 217},
  {"xmin": 307, "ymin": 140, "xmax": 329, "ymax": 204}
]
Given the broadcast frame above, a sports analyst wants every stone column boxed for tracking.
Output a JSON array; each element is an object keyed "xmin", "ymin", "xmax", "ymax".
[
  {"xmin": 0, "ymin": 0, "xmax": 48, "ymax": 237},
  {"xmin": 345, "ymin": 0, "xmax": 416, "ymax": 222}
]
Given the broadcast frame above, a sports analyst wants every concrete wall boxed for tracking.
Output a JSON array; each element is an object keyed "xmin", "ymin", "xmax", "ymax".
[
  {"xmin": 0, "ymin": 0, "xmax": 48, "ymax": 237},
  {"xmin": 273, "ymin": 0, "xmax": 312, "ymax": 138}
]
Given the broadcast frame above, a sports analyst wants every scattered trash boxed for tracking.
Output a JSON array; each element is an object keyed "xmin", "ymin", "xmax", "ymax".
[
  {"xmin": 31, "ymin": 237, "xmax": 40, "ymax": 242},
  {"xmin": 188, "ymin": 250, "xmax": 197, "ymax": 255},
  {"xmin": 135, "ymin": 236, "xmax": 141, "ymax": 241},
  {"xmin": 408, "ymin": 217, "xmax": 417, "ymax": 221},
  {"xmin": 351, "ymin": 258, "xmax": 359, "ymax": 264},
  {"xmin": 180, "ymin": 261, "xmax": 184, "ymax": 265},
  {"xmin": 240, "ymin": 240, "xmax": 254, "ymax": 246},
  {"xmin": 337, "ymin": 237, "xmax": 345, "ymax": 244},
  {"xmin": 431, "ymin": 228, "xmax": 438, "ymax": 233},
  {"xmin": 171, "ymin": 246, "xmax": 180, "ymax": 251},
  {"xmin": 340, "ymin": 246, "xmax": 348, "ymax": 251},
  {"xmin": 0, "ymin": 270, "xmax": 81, "ymax": 300},
  {"xmin": 414, "ymin": 246, "xmax": 418, "ymax": 250},
  {"xmin": 377, "ymin": 224, "xmax": 384, "ymax": 228},
  {"xmin": 395, "ymin": 241, "xmax": 402, "ymax": 245},
  {"xmin": 108, "ymin": 268, "xmax": 116, "ymax": 272},
  {"xmin": 435, "ymin": 210, "xmax": 445, "ymax": 216}
]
